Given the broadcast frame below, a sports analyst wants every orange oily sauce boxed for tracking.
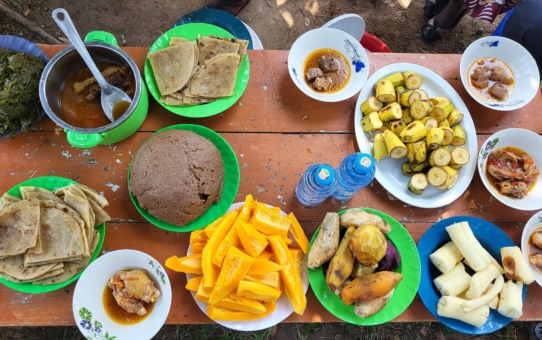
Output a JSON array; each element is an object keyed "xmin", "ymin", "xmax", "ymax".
[
  {"xmin": 60, "ymin": 62, "xmax": 134, "ymax": 128},
  {"xmin": 303, "ymin": 48, "xmax": 351, "ymax": 93},
  {"xmin": 468, "ymin": 57, "xmax": 514, "ymax": 101},
  {"xmin": 528, "ymin": 226, "xmax": 542, "ymax": 274},
  {"xmin": 102, "ymin": 284, "xmax": 155, "ymax": 325}
]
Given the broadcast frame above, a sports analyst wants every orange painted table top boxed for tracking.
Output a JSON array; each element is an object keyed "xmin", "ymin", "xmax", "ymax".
[{"xmin": 0, "ymin": 46, "xmax": 541, "ymax": 326}]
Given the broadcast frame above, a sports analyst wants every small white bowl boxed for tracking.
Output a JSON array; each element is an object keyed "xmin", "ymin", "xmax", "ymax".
[
  {"xmin": 478, "ymin": 128, "xmax": 542, "ymax": 211},
  {"xmin": 460, "ymin": 36, "xmax": 540, "ymax": 111},
  {"xmin": 73, "ymin": 250, "xmax": 172, "ymax": 340},
  {"xmin": 287, "ymin": 28, "xmax": 369, "ymax": 102},
  {"xmin": 521, "ymin": 210, "xmax": 542, "ymax": 287}
]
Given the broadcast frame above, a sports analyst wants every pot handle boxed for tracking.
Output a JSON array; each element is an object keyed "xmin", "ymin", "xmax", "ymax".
[
  {"xmin": 84, "ymin": 31, "xmax": 119, "ymax": 47},
  {"xmin": 66, "ymin": 131, "xmax": 105, "ymax": 149}
]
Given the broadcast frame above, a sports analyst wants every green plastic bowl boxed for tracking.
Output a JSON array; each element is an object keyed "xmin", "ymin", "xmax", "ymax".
[
  {"xmin": 307, "ymin": 208, "xmax": 421, "ymax": 325},
  {"xmin": 0, "ymin": 176, "xmax": 105, "ymax": 294},
  {"xmin": 144, "ymin": 23, "xmax": 250, "ymax": 118},
  {"xmin": 128, "ymin": 124, "xmax": 240, "ymax": 232}
]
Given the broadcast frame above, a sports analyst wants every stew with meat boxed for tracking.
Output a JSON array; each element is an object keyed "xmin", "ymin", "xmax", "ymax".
[
  {"xmin": 468, "ymin": 57, "xmax": 514, "ymax": 101},
  {"xmin": 303, "ymin": 48, "xmax": 350, "ymax": 93},
  {"xmin": 486, "ymin": 146, "xmax": 539, "ymax": 198}
]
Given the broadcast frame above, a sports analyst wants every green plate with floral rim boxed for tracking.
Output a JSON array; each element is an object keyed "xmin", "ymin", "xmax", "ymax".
[
  {"xmin": 127, "ymin": 124, "xmax": 240, "ymax": 232},
  {"xmin": 307, "ymin": 207, "xmax": 421, "ymax": 325},
  {"xmin": 144, "ymin": 23, "xmax": 250, "ymax": 118},
  {"xmin": 0, "ymin": 176, "xmax": 105, "ymax": 294}
]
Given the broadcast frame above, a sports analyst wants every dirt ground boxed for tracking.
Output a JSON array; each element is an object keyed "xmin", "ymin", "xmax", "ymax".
[
  {"xmin": 0, "ymin": 0, "xmax": 499, "ymax": 53},
  {"xmin": 0, "ymin": 1, "xmax": 522, "ymax": 340}
]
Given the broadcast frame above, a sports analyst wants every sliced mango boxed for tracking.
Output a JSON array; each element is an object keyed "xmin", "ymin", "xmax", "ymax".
[
  {"xmin": 165, "ymin": 253, "xmax": 202, "ymax": 275},
  {"xmin": 245, "ymin": 271, "xmax": 281, "ymax": 290},
  {"xmin": 287, "ymin": 212, "xmax": 309, "ymax": 253},
  {"xmin": 190, "ymin": 242, "xmax": 206, "ymax": 254},
  {"xmin": 203, "ymin": 215, "xmax": 226, "ymax": 239},
  {"xmin": 208, "ymin": 246, "xmax": 254, "ymax": 305},
  {"xmin": 252, "ymin": 203, "xmax": 291, "ymax": 238},
  {"xmin": 237, "ymin": 280, "xmax": 281, "ymax": 302},
  {"xmin": 216, "ymin": 293, "xmax": 266, "ymax": 314},
  {"xmin": 212, "ymin": 225, "xmax": 240, "ymax": 267},
  {"xmin": 190, "ymin": 229, "xmax": 209, "ymax": 244},
  {"xmin": 267, "ymin": 235, "xmax": 306, "ymax": 315},
  {"xmin": 289, "ymin": 248, "xmax": 307, "ymax": 311},
  {"xmin": 185, "ymin": 275, "xmax": 203, "ymax": 292},
  {"xmin": 202, "ymin": 210, "xmax": 238, "ymax": 287},
  {"xmin": 195, "ymin": 277, "xmax": 213, "ymax": 303},
  {"xmin": 257, "ymin": 250, "xmax": 274, "ymax": 261},
  {"xmin": 236, "ymin": 222, "xmax": 269, "ymax": 258},
  {"xmin": 247, "ymin": 259, "xmax": 283, "ymax": 275},
  {"xmin": 207, "ymin": 301, "xmax": 276, "ymax": 321}
]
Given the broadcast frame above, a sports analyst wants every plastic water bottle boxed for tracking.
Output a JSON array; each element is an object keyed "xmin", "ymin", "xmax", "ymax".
[
  {"xmin": 331, "ymin": 152, "xmax": 376, "ymax": 202},
  {"xmin": 295, "ymin": 164, "xmax": 336, "ymax": 207}
]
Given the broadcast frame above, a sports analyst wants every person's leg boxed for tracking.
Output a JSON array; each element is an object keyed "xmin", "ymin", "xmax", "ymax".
[
  {"xmin": 423, "ymin": 0, "xmax": 450, "ymax": 19},
  {"xmin": 422, "ymin": 0, "xmax": 468, "ymax": 43},
  {"xmin": 207, "ymin": 0, "xmax": 250, "ymax": 16}
]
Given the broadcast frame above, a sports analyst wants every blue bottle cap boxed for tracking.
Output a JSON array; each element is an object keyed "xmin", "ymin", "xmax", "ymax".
[
  {"xmin": 314, "ymin": 165, "xmax": 335, "ymax": 186},
  {"xmin": 354, "ymin": 153, "xmax": 375, "ymax": 173}
]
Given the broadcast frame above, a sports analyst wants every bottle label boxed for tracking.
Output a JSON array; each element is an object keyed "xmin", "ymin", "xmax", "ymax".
[
  {"xmin": 359, "ymin": 156, "xmax": 372, "ymax": 168},
  {"xmin": 317, "ymin": 168, "xmax": 330, "ymax": 180}
]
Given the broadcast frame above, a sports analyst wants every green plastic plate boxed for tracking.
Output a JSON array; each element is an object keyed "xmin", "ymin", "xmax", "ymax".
[
  {"xmin": 0, "ymin": 176, "xmax": 105, "ymax": 294},
  {"xmin": 128, "ymin": 124, "xmax": 240, "ymax": 232},
  {"xmin": 144, "ymin": 23, "xmax": 250, "ymax": 118},
  {"xmin": 307, "ymin": 207, "xmax": 421, "ymax": 325}
]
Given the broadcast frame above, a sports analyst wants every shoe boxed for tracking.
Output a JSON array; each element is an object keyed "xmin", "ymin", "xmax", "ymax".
[
  {"xmin": 423, "ymin": 0, "xmax": 449, "ymax": 19},
  {"xmin": 421, "ymin": 17, "xmax": 450, "ymax": 43},
  {"xmin": 206, "ymin": 0, "xmax": 251, "ymax": 16}
]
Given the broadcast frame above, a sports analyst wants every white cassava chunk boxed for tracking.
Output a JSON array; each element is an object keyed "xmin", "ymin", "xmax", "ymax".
[
  {"xmin": 497, "ymin": 280, "xmax": 524, "ymax": 319},
  {"xmin": 501, "ymin": 246, "xmax": 535, "ymax": 284},
  {"xmin": 464, "ymin": 264, "xmax": 501, "ymax": 300},
  {"xmin": 437, "ymin": 296, "xmax": 490, "ymax": 327},
  {"xmin": 430, "ymin": 241, "xmax": 464, "ymax": 274},
  {"xmin": 433, "ymin": 262, "xmax": 471, "ymax": 296},
  {"xmin": 446, "ymin": 222, "xmax": 488, "ymax": 272},
  {"xmin": 459, "ymin": 275, "xmax": 504, "ymax": 312}
]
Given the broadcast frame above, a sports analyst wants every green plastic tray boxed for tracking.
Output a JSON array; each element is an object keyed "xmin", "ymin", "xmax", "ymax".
[
  {"xmin": 307, "ymin": 207, "xmax": 421, "ymax": 325},
  {"xmin": 128, "ymin": 124, "xmax": 240, "ymax": 232},
  {"xmin": 144, "ymin": 23, "xmax": 250, "ymax": 118},
  {"xmin": 0, "ymin": 176, "xmax": 105, "ymax": 294}
]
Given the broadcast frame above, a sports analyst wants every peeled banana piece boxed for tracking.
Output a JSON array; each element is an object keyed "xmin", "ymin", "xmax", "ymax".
[
  {"xmin": 307, "ymin": 212, "xmax": 340, "ymax": 269},
  {"xmin": 339, "ymin": 208, "xmax": 392, "ymax": 234}
]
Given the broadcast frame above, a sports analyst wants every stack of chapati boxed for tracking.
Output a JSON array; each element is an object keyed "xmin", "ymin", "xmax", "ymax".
[
  {"xmin": 0, "ymin": 183, "xmax": 110, "ymax": 285},
  {"xmin": 148, "ymin": 34, "xmax": 248, "ymax": 106}
]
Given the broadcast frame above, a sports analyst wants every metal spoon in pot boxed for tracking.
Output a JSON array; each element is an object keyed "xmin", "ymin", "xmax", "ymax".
[{"xmin": 52, "ymin": 8, "xmax": 131, "ymax": 123}]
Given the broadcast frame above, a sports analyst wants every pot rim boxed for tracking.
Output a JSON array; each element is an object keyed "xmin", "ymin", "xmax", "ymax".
[{"xmin": 39, "ymin": 42, "xmax": 142, "ymax": 134}]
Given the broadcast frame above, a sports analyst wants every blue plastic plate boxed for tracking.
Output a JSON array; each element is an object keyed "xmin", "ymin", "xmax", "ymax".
[
  {"xmin": 417, "ymin": 216, "xmax": 527, "ymax": 335},
  {"xmin": 174, "ymin": 8, "xmax": 253, "ymax": 50},
  {"xmin": 0, "ymin": 35, "xmax": 48, "ymax": 138}
]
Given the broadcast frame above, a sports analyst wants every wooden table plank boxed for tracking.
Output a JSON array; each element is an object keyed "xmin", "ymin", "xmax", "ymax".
[{"xmin": 0, "ymin": 47, "xmax": 540, "ymax": 326}]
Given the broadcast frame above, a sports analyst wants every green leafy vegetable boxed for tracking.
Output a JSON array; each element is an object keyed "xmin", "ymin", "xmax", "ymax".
[{"xmin": 0, "ymin": 48, "xmax": 44, "ymax": 138}]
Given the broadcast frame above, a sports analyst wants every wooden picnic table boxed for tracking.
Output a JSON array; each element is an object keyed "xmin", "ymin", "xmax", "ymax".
[{"xmin": 0, "ymin": 46, "xmax": 541, "ymax": 327}]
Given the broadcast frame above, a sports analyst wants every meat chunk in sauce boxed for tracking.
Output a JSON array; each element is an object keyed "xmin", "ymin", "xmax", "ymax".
[
  {"xmin": 306, "ymin": 68, "xmax": 323, "ymax": 81},
  {"xmin": 487, "ymin": 148, "xmax": 539, "ymax": 199},
  {"xmin": 532, "ymin": 232, "xmax": 542, "ymax": 249},
  {"xmin": 489, "ymin": 66, "xmax": 514, "ymax": 85},
  {"xmin": 312, "ymin": 77, "xmax": 332, "ymax": 91},
  {"xmin": 489, "ymin": 82, "xmax": 509, "ymax": 100},
  {"xmin": 319, "ymin": 56, "xmax": 339, "ymax": 72},
  {"xmin": 84, "ymin": 67, "xmax": 133, "ymax": 101},
  {"xmin": 470, "ymin": 66, "xmax": 490, "ymax": 89},
  {"xmin": 107, "ymin": 269, "xmax": 160, "ymax": 316}
]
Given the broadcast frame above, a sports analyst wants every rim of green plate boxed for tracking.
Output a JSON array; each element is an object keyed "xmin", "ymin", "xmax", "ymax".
[
  {"xmin": 0, "ymin": 176, "xmax": 105, "ymax": 294},
  {"xmin": 128, "ymin": 124, "xmax": 240, "ymax": 232},
  {"xmin": 144, "ymin": 23, "xmax": 250, "ymax": 118},
  {"xmin": 307, "ymin": 207, "xmax": 421, "ymax": 325}
]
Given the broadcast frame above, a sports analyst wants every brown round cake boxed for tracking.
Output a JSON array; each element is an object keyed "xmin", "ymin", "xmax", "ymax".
[{"xmin": 129, "ymin": 129, "xmax": 224, "ymax": 227}]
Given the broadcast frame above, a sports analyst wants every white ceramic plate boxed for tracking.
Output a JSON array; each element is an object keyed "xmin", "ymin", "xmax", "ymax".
[
  {"xmin": 354, "ymin": 63, "xmax": 477, "ymax": 208},
  {"xmin": 460, "ymin": 36, "xmax": 540, "ymax": 111},
  {"xmin": 521, "ymin": 210, "xmax": 542, "ymax": 287},
  {"xmin": 187, "ymin": 202, "xmax": 309, "ymax": 331},
  {"xmin": 287, "ymin": 27, "xmax": 369, "ymax": 102},
  {"xmin": 73, "ymin": 250, "xmax": 172, "ymax": 340},
  {"xmin": 478, "ymin": 128, "xmax": 542, "ymax": 211}
]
